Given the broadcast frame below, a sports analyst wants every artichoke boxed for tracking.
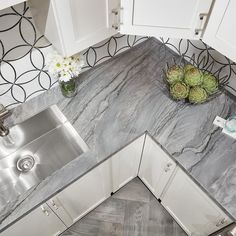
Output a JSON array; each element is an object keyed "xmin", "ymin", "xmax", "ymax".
[
  {"xmin": 184, "ymin": 68, "xmax": 203, "ymax": 86},
  {"xmin": 170, "ymin": 82, "xmax": 189, "ymax": 100},
  {"xmin": 166, "ymin": 65, "xmax": 184, "ymax": 84},
  {"xmin": 202, "ymin": 73, "xmax": 218, "ymax": 94},
  {"xmin": 188, "ymin": 86, "xmax": 208, "ymax": 104},
  {"xmin": 184, "ymin": 64, "xmax": 196, "ymax": 72}
]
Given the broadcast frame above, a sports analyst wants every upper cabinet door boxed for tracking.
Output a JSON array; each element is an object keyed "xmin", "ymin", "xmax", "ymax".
[
  {"xmin": 29, "ymin": 0, "xmax": 119, "ymax": 56},
  {"xmin": 120, "ymin": 0, "xmax": 213, "ymax": 40},
  {"xmin": 203, "ymin": 0, "xmax": 236, "ymax": 63}
]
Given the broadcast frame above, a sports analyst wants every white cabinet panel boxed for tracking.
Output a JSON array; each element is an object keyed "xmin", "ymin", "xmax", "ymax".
[
  {"xmin": 47, "ymin": 159, "xmax": 112, "ymax": 227},
  {"xmin": 138, "ymin": 135, "xmax": 176, "ymax": 198},
  {"xmin": 111, "ymin": 135, "xmax": 145, "ymax": 192},
  {"xmin": 52, "ymin": 0, "xmax": 118, "ymax": 56},
  {"xmin": 203, "ymin": 0, "xmax": 236, "ymax": 63},
  {"xmin": 0, "ymin": 0, "xmax": 25, "ymax": 11},
  {"xmin": 29, "ymin": 0, "xmax": 119, "ymax": 56},
  {"xmin": 120, "ymin": 0, "xmax": 213, "ymax": 39},
  {"xmin": 1, "ymin": 204, "xmax": 66, "ymax": 236},
  {"xmin": 161, "ymin": 168, "xmax": 232, "ymax": 236},
  {"xmin": 134, "ymin": 0, "xmax": 199, "ymax": 29}
]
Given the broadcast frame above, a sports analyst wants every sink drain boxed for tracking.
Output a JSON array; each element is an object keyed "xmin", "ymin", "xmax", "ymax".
[{"xmin": 17, "ymin": 155, "xmax": 35, "ymax": 172}]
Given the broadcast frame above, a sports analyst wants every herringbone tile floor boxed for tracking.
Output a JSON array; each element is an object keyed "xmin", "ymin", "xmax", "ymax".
[{"xmin": 61, "ymin": 178, "xmax": 187, "ymax": 236}]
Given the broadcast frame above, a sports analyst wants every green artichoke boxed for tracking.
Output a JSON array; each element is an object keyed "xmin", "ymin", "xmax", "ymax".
[
  {"xmin": 184, "ymin": 64, "xmax": 196, "ymax": 72},
  {"xmin": 184, "ymin": 68, "xmax": 203, "ymax": 86},
  {"xmin": 202, "ymin": 73, "xmax": 219, "ymax": 94},
  {"xmin": 170, "ymin": 82, "xmax": 189, "ymax": 100},
  {"xmin": 188, "ymin": 86, "xmax": 208, "ymax": 104},
  {"xmin": 166, "ymin": 65, "xmax": 184, "ymax": 84}
]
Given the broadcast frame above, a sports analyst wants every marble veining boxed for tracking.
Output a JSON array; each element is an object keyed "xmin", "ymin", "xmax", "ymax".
[{"xmin": 1, "ymin": 38, "xmax": 236, "ymax": 232}]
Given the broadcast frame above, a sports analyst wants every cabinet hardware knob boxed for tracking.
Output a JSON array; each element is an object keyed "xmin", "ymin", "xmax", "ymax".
[
  {"xmin": 41, "ymin": 205, "xmax": 50, "ymax": 216},
  {"xmin": 166, "ymin": 163, "xmax": 173, "ymax": 167},
  {"xmin": 112, "ymin": 24, "xmax": 119, "ymax": 30},
  {"xmin": 112, "ymin": 9, "xmax": 119, "ymax": 15},
  {"xmin": 199, "ymin": 13, "xmax": 208, "ymax": 20},
  {"xmin": 164, "ymin": 167, "xmax": 171, "ymax": 172},
  {"xmin": 51, "ymin": 199, "xmax": 59, "ymax": 210},
  {"xmin": 216, "ymin": 218, "xmax": 226, "ymax": 227},
  {"xmin": 165, "ymin": 163, "xmax": 173, "ymax": 172}
]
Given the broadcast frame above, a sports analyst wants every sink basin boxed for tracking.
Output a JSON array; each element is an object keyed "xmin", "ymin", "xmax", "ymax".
[{"xmin": 0, "ymin": 105, "xmax": 88, "ymax": 207}]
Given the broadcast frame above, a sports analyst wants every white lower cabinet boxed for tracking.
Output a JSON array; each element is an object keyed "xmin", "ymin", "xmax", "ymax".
[
  {"xmin": 1, "ymin": 204, "xmax": 66, "ymax": 236},
  {"xmin": 138, "ymin": 135, "xmax": 176, "ymax": 198},
  {"xmin": 161, "ymin": 167, "xmax": 232, "ymax": 236},
  {"xmin": 47, "ymin": 159, "xmax": 112, "ymax": 227},
  {"xmin": 111, "ymin": 135, "xmax": 145, "ymax": 192},
  {"xmin": 2, "ymin": 133, "xmax": 233, "ymax": 236},
  {"xmin": 1, "ymin": 135, "xmax": 145, "ymax": 235}
]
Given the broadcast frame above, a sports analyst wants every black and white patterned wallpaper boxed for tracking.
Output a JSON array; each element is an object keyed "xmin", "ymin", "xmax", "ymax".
[
  {"xmin": 0, "ymin": 2, "xmax": 236, "ymax": 108},
  {"xmin": 0, "ymin": 3, "xmax": 52, "ymax": 108}
]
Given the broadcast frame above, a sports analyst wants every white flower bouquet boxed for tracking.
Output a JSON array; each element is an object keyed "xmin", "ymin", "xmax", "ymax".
[
  {"xmin": 46, "ymin": 51, "xmax": 84, "ymax": 97},
  {"xmin": 47, "ymin": 51, "xmax": 84, "ymax": 82}
]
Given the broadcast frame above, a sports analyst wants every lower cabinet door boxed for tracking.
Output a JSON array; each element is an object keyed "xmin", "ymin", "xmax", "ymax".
[
  {"xmin": 138, "ymin": 135, "xmax": 176, "ymax": 198},
  {"xmin": 47, "ymin": 159, "xmax": 112, "ymax": 227},
  {"xmin": 161, "ymin": 168, "xmax": 232, "ymax": 236},
  {"xmin": 1, "ymin": 204, "xmax": 66, "ymax": 236},
  {"xmin": 111, "ymin": 135, "xmax": 145, "ymax": 192}
]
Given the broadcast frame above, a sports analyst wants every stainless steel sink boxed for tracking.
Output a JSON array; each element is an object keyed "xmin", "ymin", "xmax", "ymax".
[{"xmin": 0, "ymin": 105, "xmax": 88, "ymax": 207}]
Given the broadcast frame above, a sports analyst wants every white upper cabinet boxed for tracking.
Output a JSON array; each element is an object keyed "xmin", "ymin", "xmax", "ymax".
[
  {"xmin": 138, "ymin": 135, "xmax": 176, "ymax": 199},
  {"xmin": 28, "ymin": 0, "xmax": 236, "ymax": 60},
  {"xmin": 120, "ymin": 0, "xmax": 213, "ymax": 39},
  {"xmin": 1, "ymin": 204, "xmax": 66, "ymax": 236},
  {"xmin": 203, "ymin": 0, "xmax": 236, "ymax": 62},
  {"xmin": 29, "ymin": 0, "xmax": 119, "ymax": 56},
  {"xmin": 161, "ymin": 168, "xmax": 232, "ymax": 236}
]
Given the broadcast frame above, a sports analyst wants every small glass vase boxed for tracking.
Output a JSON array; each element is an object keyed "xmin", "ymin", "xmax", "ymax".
[{"xmin": 59, "ymin": 78, "xmax": 77, "ymax": 98}]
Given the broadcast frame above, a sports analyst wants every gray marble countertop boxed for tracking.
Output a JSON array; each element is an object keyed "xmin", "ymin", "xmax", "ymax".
[{"xmin": 1, "ymin": 38, "xmax": 236, "ymax": 232}]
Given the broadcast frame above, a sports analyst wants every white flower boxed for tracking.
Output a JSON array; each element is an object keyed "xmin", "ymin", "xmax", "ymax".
[
  {"xmin": 46, "ymin": 51, "xmax": 84, "ymax": 81},
  {"xmin": 59, "ymin": 75, "xmax": 71, "ymax": 82}
]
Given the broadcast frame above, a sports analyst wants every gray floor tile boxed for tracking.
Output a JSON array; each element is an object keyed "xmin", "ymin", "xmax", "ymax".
[
  {"xmin": 61, "ymin": 178, "xmax": 187, "ymax": 236},
  {"xmin": 123, "ymin": 200, "xmax": 149, "ymax": 236},
  {"xmin": 86, "ymin": 198, "xmax": 126, "ymax": 224},
  {"xmin": 112, "ymin": 178, "xmax": 151, "ymax": 203},
  {"xmin": 60, "ymin": 228, "xmax": 80, "ymax": 236},
  {"xmin": 68, "ymin": 218, "xmax": 100, "ymax": 235},
  {"xmin": 97, "ymin": 221, "xmax": 123, "ymax": 236}
]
